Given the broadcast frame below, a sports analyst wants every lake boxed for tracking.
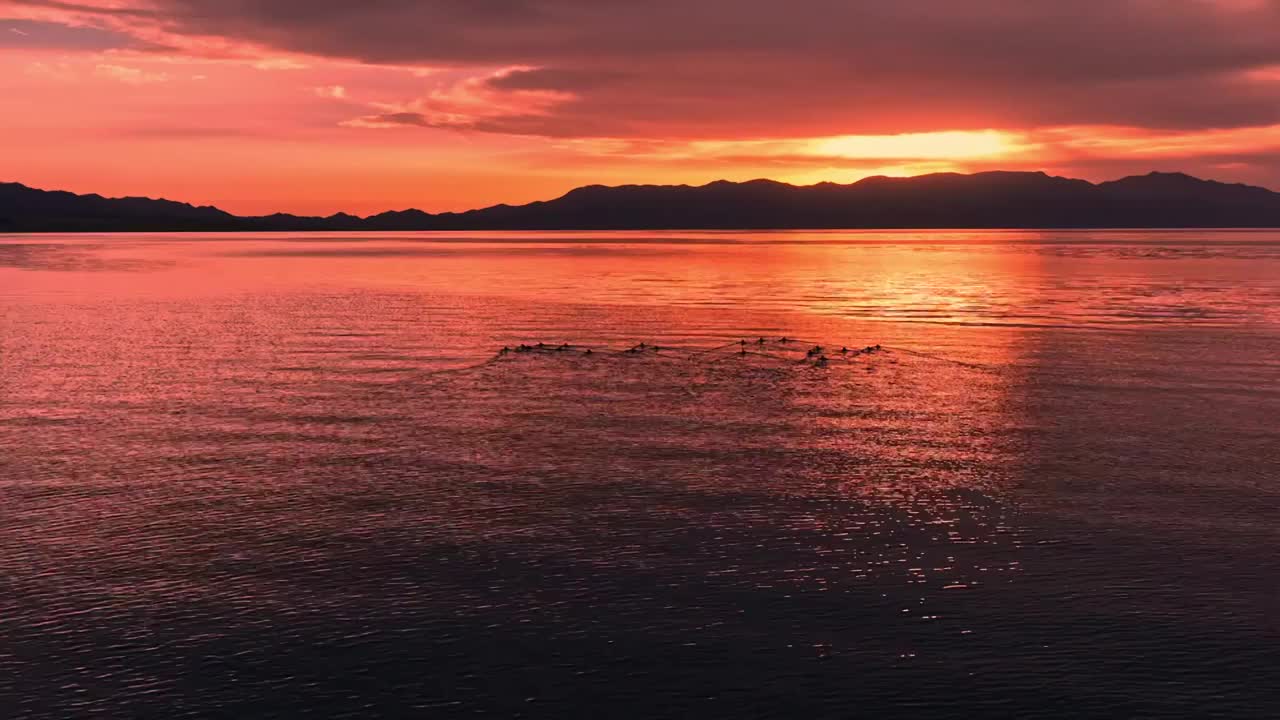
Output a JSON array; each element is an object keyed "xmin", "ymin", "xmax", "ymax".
[{"xmin": 2, "ymin": 230, "xmax": 1279, "ymax": 718}]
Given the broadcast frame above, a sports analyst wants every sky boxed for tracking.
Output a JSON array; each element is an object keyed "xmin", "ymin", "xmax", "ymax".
[{"xmin": 2, "ymin": 0, "xmax": 1280, "ymax": 216}]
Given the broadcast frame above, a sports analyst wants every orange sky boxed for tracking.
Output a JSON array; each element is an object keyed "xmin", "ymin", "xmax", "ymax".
[{"xmin": 3, "ymin": 1, "xmax": 1280, "ymax": 216}]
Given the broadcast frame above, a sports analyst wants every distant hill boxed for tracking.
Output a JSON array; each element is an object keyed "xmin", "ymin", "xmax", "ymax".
[{"xmin": 4, "ymin": 171, "xmax": 1280, "ymax": 232}]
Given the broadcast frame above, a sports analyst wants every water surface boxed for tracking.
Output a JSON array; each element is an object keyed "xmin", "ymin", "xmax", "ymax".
[{"xmin": 2, "ymin": 230, "xmax": 1278, "ymax": 718}]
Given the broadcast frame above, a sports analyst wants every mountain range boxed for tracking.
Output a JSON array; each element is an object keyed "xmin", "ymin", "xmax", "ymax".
[{"xmin": 4, "ymin": 171, "xmax": 1280, "ymax": 232}]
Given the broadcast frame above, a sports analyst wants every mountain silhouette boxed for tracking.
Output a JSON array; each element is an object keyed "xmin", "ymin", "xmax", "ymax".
[{"xmin": 4, "ymin": 171, "xmax": 1280, "ymax": 232}]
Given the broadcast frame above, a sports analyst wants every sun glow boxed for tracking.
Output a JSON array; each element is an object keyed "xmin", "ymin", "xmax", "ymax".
[{"xmin": 808, "ymin": 130, "xmax": 1024, "ymax": 160}]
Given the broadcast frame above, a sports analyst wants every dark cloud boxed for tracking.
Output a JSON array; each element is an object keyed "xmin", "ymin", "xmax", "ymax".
[
  {"xmin": 30, "ymin": 0, "xmax": 1280, "ymax": 135},
  {"xmin": 0, "ymin": 17, "xmax": 139, "ymax": 49},
  {"xmin": 9, "ymin": 0, "xmax": 157, "ymax": 18},
  {"xmin": 124, "ymin": 1, "xmax": 1280, "ymax": 73}
]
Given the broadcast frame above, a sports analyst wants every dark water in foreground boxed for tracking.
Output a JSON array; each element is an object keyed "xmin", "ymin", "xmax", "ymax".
[{"xmin": 2, "ymin": 230, "xmax": 1279, "ymax": 718}]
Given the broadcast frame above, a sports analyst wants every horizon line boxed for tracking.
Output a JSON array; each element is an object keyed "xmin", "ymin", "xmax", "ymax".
[{"xmin": 7, "ymin": 169, "xmax": 1277, "ymax": 221}]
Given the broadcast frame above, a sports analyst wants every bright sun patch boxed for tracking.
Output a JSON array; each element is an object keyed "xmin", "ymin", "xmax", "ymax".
[{"xmin": 809, "ymin": 130, "xmax": 1023, "ymax": 161}]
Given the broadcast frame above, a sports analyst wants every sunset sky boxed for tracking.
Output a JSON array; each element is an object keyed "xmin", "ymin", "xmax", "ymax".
[{"xmin": 3, "ymin": 0, "xmax": 1280, "ymax": 216}]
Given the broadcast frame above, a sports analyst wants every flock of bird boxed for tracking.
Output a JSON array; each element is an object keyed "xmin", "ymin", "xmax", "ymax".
[
  {"xmin": 494, "ymin": 337, "xmax": 886, "ymax": 368},
  {"xmin": 413, "ymin": 335, "xmax": 998, "ymax": 381}
]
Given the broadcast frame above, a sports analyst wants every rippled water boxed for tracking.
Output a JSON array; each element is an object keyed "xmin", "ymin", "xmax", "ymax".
[{"xmin": 2, "ymin": 230, "xmax": 1279, "ymax": 718}]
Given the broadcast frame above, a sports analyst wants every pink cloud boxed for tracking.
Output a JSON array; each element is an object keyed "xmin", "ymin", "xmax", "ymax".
[{"xmin": 342, "ymin": 68, "xmax": 575, "ymax": 133}]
